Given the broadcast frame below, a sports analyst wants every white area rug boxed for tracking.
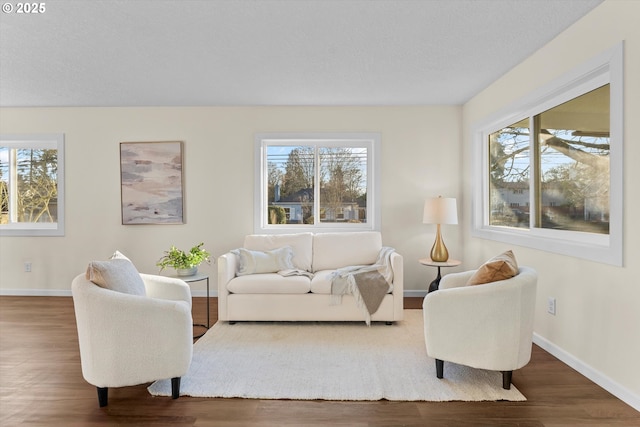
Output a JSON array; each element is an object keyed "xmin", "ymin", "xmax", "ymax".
[{"xmin": 148, "ymin": 310, "xmax": 526, "ymax": 401}]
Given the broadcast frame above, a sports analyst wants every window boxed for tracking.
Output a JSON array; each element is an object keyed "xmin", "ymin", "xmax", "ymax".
[
  {"xmin": 489, "ymin": 86, "xmax": 611, "ymax": 233},
  {"xmin": 255, "ymin": 133, "xmax": 380, "ymax": 233},
  {"xmin": 473, "ymin": 43, "xmax": 623, "ymax": 266},
  {"xmin": 0, "ymin": 134, "xmax": 65, "ymax": 236}
]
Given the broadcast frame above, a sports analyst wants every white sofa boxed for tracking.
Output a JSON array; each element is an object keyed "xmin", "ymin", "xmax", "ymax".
[{"xmin": 217, "ymin": 231, "xmax": 404, "ymax": 323}]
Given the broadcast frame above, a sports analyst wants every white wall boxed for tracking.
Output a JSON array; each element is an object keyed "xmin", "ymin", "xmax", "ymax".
[
  {"xmin": 462, "ymin": 0, "xmax": 639, "ymax": 408},
  {"xmin": 0, "ymin": 106, "xmax": 462, "ymax": 296},
  {"xmin": 3, "ymin": 0, "xmax": 637, "ymax": 410}
]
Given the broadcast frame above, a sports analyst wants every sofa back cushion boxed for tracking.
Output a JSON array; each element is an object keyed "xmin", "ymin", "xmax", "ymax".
[
  {"xmin": 244, "ymin": 232, "xmax": 313, "ymax": 271},
  {"xmin": 234, "ymin": 247, "xmax": 295, "ymax": 276},
  {"xmin": 312, "ymin": 231, "xmax": 382, "ymax": 272}
]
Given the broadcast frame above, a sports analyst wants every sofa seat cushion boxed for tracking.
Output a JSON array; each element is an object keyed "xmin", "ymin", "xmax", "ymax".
[
  {"xmin": 227, "ymin": 274, "xmax": 311, "ymax": 294},
  {"xmin": 310, "ymin": 270, "xmax": 335, "ymax": 294},
  {"xmin": 310, "ymin": 269, "xmax": 394, "ymax": 295}
]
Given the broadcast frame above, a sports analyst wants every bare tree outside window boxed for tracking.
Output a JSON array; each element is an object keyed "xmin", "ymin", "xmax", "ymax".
[
  {"xmin": 266, "ymin": 144, "xmax": 368, "ymax": 225},
  {"xmin": 489, "ymin": 119, "xmax": 530, "ymax": 229},
  {"xmin": 319, "ymin": 147, "xmax": 366, "ymax": 223},
  {"xmin": 0, "ymin": 148, "xmax": 59, "ymax": 225},
  {"xmin": 1, "ymin": 134, "xmax": 64, "ymax": 236},
  {"xmin": 488, "ymin": 85, "xmax": 610, "ymax": 235}
]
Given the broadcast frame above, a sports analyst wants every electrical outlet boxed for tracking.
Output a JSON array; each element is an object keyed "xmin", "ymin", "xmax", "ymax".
[
  {"xmin": 547, "ymin": 297, "xmax": 556, "ymax": 315},
  {"xmin": 24, "ymin": 262, "xmax": 32, "ymax": 273}
]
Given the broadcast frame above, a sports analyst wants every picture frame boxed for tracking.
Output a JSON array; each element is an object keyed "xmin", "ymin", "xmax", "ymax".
[{"xmin": 120, "ymin": 141, "xmax": 184, "ymax": 225}]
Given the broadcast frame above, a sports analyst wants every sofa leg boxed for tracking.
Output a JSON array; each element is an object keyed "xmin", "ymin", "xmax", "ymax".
[
  {"xmin": 229, "ymin": 321, "xmax": 236, "ymax": 325},
  {"xmin": 97, "ymin": 387, "xmax": 108, "ymax": 407},
  {"xmin": 385, "ymin": 321, "xmax": 393, "ymax": 325},
  {"xmin": 171, "ymin": 377, "xmax": 181, "ymax": 399},
  {"xmin": 436, "ymin": 359, "xmax": 444, "ymax": 379},
  {"xmin": 502, "ymin": 370, "xmax": 512, "ymax": 390}
]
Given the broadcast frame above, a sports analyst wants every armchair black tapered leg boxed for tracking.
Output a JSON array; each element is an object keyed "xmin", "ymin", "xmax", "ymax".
[
  {"xmin": 97, "ymin": 387, "xmax": 108, "ymax": 407},
  {"xmin": 502, "ymin": 370, "xmax": 513, "ymax": 390},
  {"xmin": 435, "ymin": 359, "xmax": 444, "ymax": 379},
  {"xmin": 171, "ymin": 377, "xmax": 181, "ymax": 399}
]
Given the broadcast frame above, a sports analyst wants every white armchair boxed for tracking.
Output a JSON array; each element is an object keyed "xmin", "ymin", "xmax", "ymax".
[
  {"xmin": 422, "ymin": 266, "xmax": 537, "ymax": 389},
  {"xmin": 72, "ymin": 273, "xmax": 193, "ymax": 407}
]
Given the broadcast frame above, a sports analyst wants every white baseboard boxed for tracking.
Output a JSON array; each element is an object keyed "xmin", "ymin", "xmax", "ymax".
[
  {"xmin": 0, "ymin": 289, "xmax": 72, "ymax": 297},
  {"xmin": 0, "ymin": 288, "xmax": 218, "ymax": 298},
  {"xmin": 533, "ymin": 333, "xmax": 640, "ymax": 412},
  {"xmin": 4, "ymin": 289, "xmax": 423, "ymax": 298},
  {"xmin": 4, "ymin": 289, "xmax": 417, "ymax": 299}
]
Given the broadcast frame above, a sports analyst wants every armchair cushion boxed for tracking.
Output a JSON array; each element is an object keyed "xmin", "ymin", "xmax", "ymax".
[
  {"xmin": 110, "ymin": 250, "xmax": 132, "ymax": 261},
  {"xmin": 467, "ymin": 250, "xmax": 518, "ymax": 285},
  {"xmin": 86, "ymin": 258, "xmax": 146, "ymax": 296}
]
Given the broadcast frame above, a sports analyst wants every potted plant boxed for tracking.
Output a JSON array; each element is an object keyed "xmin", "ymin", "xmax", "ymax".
[{"xmin": 157, "ymin": 242, "xmax": 211, "ymax": 276}]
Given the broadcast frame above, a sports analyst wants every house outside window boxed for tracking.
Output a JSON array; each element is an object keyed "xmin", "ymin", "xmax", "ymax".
[
  {"xmin": 255, "ymin": 133, "xmax": 380, "ymax": 233},
  {"xmin": 472, "ymin": 43, "xmax": 623, "ymax": 266},
  {"xmin": 0, "ymin": 134, "xmax": 65, "ymax": 236},
  {"xmin": 489, "ymin": 85, "xmax": 610, "ymax": 234}
]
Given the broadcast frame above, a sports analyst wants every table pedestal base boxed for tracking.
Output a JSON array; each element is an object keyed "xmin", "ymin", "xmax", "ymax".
[{"xmin": 428, "ymin": 266, "xmax": 442, "ymax": 293}]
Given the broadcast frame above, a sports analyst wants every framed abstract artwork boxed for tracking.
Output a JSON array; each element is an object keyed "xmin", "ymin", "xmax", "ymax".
[{"xmin": 120, "ymin": 141, "xmax": 184, "ymax": 225}]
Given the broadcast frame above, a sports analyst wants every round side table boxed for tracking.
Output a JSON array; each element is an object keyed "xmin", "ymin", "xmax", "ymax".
[
  {"xmin": 419, "ymin": 258, "xmax": 462, "ymax": 293},
  {"xmin": 168, "ymin": 272, "xmax": 210, "ymax": 338}
]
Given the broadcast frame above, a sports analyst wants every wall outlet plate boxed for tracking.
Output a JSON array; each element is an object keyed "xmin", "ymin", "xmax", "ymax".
[{"xmin": 547, "ymin": 297, "xmax": 557, "ymax": 315}]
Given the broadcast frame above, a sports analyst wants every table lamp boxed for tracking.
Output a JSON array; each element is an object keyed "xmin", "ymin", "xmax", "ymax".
[{"xmin": 423, "ymin": 196, "xmax": 458, "ymax": 262}]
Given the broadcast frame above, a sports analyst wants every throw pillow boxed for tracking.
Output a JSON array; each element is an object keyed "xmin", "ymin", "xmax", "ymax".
[
  {"xmin": 234, "ymin": 246, "xmax": 295, "ymax": 276},
  {"xmin": 467, "ymin": 250, "xmax": 519, "ymax": 286},
  {"xmin": 110, "ymin": 250, "xmax": 131, "ymax": 261},
  {"xmin": 86, "ymin": 258, "xmax": 146, "ymax": 296}
]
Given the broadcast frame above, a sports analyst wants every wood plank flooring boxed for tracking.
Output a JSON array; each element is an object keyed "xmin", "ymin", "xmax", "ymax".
[{"xmin": 1, "ymin": 296, "xmax": 638, "ymax": 426}]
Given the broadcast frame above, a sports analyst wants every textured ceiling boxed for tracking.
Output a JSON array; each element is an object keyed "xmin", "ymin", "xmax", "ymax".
[{"xmin": 0, "ymin": 0, "xmax": 603, "ymax": 107}]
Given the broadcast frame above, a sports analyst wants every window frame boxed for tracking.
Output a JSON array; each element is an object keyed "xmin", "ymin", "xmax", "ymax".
[
  {"xmin": 471, "ymin": 42, "xmax": 623, "ymax": 266},
  {"xmin": 0, "ymin": 133, "xmax": 65, "ymax": 237},
  {"xmin": 254, "ymin": 132, "xmax": 381, "ymax": 234}
]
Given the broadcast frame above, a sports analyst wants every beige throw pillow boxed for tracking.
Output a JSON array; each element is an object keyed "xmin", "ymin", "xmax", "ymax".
[
  {"xmin": 86, "ymin": 258, "xmax": 146, "ymax": 296},
  {"xmin": 467, "ymin": 250, "xmax": 519, "ymax": 286},
  {"xmin": 234, "ymin": 246, "xmax": 295, "ymax": 276}
]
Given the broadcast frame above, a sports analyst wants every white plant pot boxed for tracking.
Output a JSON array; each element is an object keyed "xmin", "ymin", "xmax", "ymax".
[{"xmin": 177, "ymin": 267, "xmax": 198, "ymax": 277}]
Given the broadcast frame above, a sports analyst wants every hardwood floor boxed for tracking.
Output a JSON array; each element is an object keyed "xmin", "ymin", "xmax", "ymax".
[{"xmin": 1, "ymin": 296, "xmax": 637, "ymax": 426}]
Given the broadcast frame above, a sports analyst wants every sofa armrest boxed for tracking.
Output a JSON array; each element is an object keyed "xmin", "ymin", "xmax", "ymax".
[
  {"xmin": 217, "ymin": 252, "xmax": 238, "ymax": 320},
  {"xmin": 140, "ymin": 274, "xmax": 192, "ymax": 309},
  {"xmin": 439, "ymin": 270, "xmax": 475, "ymax": 289}
]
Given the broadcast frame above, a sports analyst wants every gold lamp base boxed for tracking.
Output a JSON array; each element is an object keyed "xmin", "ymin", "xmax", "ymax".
[{"xmin": 430, "ymin": 224, "xmax": 449, "ymax": 262}]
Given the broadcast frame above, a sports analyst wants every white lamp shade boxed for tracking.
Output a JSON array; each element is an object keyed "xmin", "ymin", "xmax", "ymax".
[{"xmin": 423, "ymin": 197, "xmax": 458, "ymax": 225}]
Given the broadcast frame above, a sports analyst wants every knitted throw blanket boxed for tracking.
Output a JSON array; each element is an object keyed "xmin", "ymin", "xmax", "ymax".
[{"xmin": 330, "ymin": 246, "xmax": 395, "ymax": 325}]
